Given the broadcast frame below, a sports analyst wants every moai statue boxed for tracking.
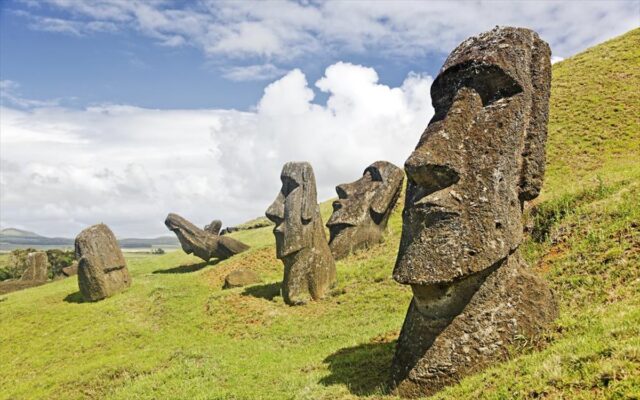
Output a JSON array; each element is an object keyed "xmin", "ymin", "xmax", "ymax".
[
  {"xmin": 204, "ymin": 220, "xmax": 222, "ymax": 235},
  {"xmin": 265, "ymin": 162, "xmax": 336, "ymax": 305},
  {"xmin": 165, "ymin": 214, "xmax": 249, "ymax": 262},
  {"xmin": 20, "ymin": 251, "xmax": 49, "ymax": 282},
  {"xmin": 76, "ymin": 224, "xmax": 131, "ymax": 302},
  {"xmin": 326, "ymin": 161, "xmax": 404, "ymax": 259},
  {"xmin": 390, "ymin": 27, "xmax": 558, "ymax": 397}
]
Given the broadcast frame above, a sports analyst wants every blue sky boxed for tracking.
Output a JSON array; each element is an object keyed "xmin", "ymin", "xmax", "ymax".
[{"xmin": 1, "ymin": 0, "xmax": 638, "ymax": 237}]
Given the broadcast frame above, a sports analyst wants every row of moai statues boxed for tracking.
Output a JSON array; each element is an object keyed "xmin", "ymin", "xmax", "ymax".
[
  {"xmin": 264, "ymin": 26, "xmax": 558, "ymax": 397},
  {"xmin": 265, "ymin": 161, "xmax": 404, "ymax": 305}
]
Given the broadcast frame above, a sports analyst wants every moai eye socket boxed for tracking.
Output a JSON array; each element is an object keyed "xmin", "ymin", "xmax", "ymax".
[
  {"xmin": 430, "ymin": 61, "xmax": 524, "ymax": 123},
  {"xmin": 280, "ymin": 176, "xmax": 299, "ymax": 197}
]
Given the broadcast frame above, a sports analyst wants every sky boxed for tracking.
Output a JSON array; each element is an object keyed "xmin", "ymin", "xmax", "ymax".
[{"xmin": 1, "ymin": 0, "xmax": 639, "ymax": 238}]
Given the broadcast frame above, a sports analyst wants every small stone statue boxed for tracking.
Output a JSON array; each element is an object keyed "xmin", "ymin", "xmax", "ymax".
[
  {"xmin": 265, "ymin": 162, "xmax": 336, "ymax": 305},
  {"xmin": 165, "ymin": 213, "xmax": 249, "ymax": 262},
  {"xmin": 390, "ymin": 27, "xmax": 558, "ymax": 397},
  {"xmin": 20, "ymin": 251, "xmax": 49, "ymax": 282},
  {"xmin": 326, "ymin": 161, "xmax": 404, "ymax": 259}
]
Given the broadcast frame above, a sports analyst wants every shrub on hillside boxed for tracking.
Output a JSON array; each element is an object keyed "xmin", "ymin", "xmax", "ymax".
[{"xmin": 45, "ymin": 249, "xmax": 75, "ymax": 278}]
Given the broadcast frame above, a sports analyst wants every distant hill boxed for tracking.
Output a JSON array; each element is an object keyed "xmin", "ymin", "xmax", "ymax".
[
  {"xmin": 0, "ymin": 228, "xmax": 178, "ymax": 250},
  {"xmin": 0, "ymin": 228, "xmax": 43, "ymax": 238}
]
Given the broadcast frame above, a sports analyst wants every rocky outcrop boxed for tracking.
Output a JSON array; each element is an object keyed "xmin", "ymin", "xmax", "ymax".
[
  {"xmin": 165, "ymin": 214, "xmax": 249, "ymax": 262},
  {"xmin": 266, "ymin": 162, "xmax": 336, "ymax": 305},
  {"xmin": 391, "ymin": 27, "xmax": 557, "ymax": 397},
  {"xmin": 223, "ymin": 268, "xmax": 261, "ymax": 289},
  {"xmin": 75, "ymin": 224, "xmax": 131, "ymax": 302},
  {"xmin": 61, "ymin": 261, "xmax": 79, "ymax": 277},
  {"xmin": 327, "ymin": 161, "xmax": 404, "ymax": 259}
]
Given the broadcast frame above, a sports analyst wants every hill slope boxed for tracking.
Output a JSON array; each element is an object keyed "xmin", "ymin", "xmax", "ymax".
[{"xmin": 0, "ymin": 29, "xmax": 638, "ymax": 400}]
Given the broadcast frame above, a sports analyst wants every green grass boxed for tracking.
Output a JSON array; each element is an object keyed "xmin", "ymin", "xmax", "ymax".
[{"xmin": 1, "ymin": 29, "xmax": 639, "ymax": 400}]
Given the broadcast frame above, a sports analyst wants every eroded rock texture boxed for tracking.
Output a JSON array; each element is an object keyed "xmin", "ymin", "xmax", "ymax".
[
  {"xmin": 266, "ymin": 162, "xmax": 336, "ymax": 305},
  {"xmin": 327, "ymin": 161, "xmax": 404, "ymax": 259},
  {"xmin": 76, "ymin": 224, "xmax": 131, "ymax": 302},
  {"xmin": 391, "ymin": 27, "xmax": 558, "ymax": 397},
  {"xmin": 165, "ymin": 214, "xmax": 249, "ymax": 262},
  {"xmin": 20, "ymin": 251, "xmax": 49, "ymax": 282}
]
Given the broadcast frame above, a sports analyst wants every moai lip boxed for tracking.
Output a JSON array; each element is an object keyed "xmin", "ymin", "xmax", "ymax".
[
  {"xmin": 165, "ymin": 213, "xmax": 249, "ymax": 262},
  {"xmin": 390, "ymin": 26, "xmax": 558, "ymax": 397},
  {"xmin": 326, "ymin": 161, "xmax": 404, "ymax": 260},
  {"xmin": 265, "ymin": 162, "xmax": 336, "ymax": 305}
]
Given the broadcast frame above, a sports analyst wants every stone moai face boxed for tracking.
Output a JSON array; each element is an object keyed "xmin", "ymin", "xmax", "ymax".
[
  {"xmin": 326, "ymin": 161, "xmax": 404, "ymax": 259},
  {"xmin": 266, "ymin": 162, "xmax": 318, "ymax": 259},
  {"xmin": 265, "ymin": 162, "xmax": 336, "ymax": 305},
  {"xmin": 75, "ymin": 223, "xmax": 131, "ymax": 302},
  {"xmin": 390, "ymin": 27, "xmax": 555, "ymax": 397},
  {"xmin": 393, "ymin": 26, "xmax": 551, "ymax": 285}
]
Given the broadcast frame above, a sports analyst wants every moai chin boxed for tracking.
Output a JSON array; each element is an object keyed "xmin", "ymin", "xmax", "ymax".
[
  {"xmin": 326, "ymin": 161, "xmax": 404, "ymax": 259},
  {"xmin": 165, "ymin": 214, "xmax": 249, "ymax": 262},
  {"xmin": 390, "ymin": 27, "xmax": 558, "ymax": 397},
  {"xmin": 266, "ymin": 162, "xmax": 336, "ymax": 305}
]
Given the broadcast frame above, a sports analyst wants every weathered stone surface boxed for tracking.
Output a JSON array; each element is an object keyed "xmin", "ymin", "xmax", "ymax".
[
  {"xmin": 223, "ymin": 268, "xmax": 261, "ymax": 289},
  {"xmin": 165, "ymin": 214, "xmax": 249, "ymax": 262},
  {"xmin": 76, "ymin": 224, "xmax": 131, "ymax": 302},
  {"xmin": 61, "ymin": 261, "xmax": 79, "ymax": 277},
  {"xmin": 204, "ymin": 220, "xmax": 222, "ymax": 235},
  {"xmin": 20, "ymin": 251, "xmax": 49, "ymax": 282},
  {"xmin": 391, "ymin": 27, "xmax": 557, "ymax": 397},
  {"xmin": 266, "ymin": 162, "xmax": 336, "ymax": 305},
  {"xmin": 327, "ymin": 161, "xmax": 404, "ymax": 259}
]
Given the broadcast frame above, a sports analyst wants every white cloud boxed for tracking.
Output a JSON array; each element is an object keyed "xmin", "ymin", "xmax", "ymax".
[
  {"xmin": 1, "ymin": 80, "xmax": 62, "ymax": 108},
  {"xmin": 13, "ymin": 1, "xmax": 640, "ymax": 66},
  {"xmin": 221, "ymin": 63, "xmax": 286, "ymax": 82},
  {"xmin": 0, "ymin": 64, "xmax": 433, "ymax": 237},
  {"xmin": 551, "ymin": 56, "xmax": 565, "ymax": 64}
]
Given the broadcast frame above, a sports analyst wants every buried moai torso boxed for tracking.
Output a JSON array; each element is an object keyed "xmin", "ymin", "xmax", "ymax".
[
  {"xmin": 75, "ymin": 224, "xmax": 131, "ymax": 302},
  {"xmin": 326, "ymin": 161, "xmax": 404, "ymax": 260},
  {"xmin": 265, "ymin": 162, "xmax": 336, "ymax": 305},
  {"xmin": 390, "ymin": 27, "xmax": 558, "ymax": 397},
  {"xmin": 20, "ymin": 251, "xmax": 49, "ymax": 282},
  {"xmin": 165, "ymin": 214, "xmax": 249, "ymax": 262}
]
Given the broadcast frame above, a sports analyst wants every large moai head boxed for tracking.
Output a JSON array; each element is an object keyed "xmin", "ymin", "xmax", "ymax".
[
  {"xmin": 266, "ymin": 162, "xmax": 319, "ymax": 259},
  {"xmin": 326, "ymin": 161, "xmax": 404, "ymax": 259},
  {"xmin": 393, "ymin": 26, "xmax": 551, "ymax": 285},
  {"xmin": 75, "ymin": 223, "xmax": 131, "ymax": 302}
]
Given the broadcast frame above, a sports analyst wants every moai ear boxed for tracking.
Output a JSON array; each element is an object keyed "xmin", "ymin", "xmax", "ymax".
[
  {"xmin": 300, "ymin": 164, "xmax": 317, "ymax": 223},
  {"xmin": 371, "ymin": 166, "xmax": 404, "ymax": 217},
  {"xmin": 519, "ymin": 33, "xmax": 551, "ymax": 203}
]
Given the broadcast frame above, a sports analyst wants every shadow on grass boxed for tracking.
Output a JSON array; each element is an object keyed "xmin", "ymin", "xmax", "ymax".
[
  {"xmin": 319, "ymin": 341, "xmax": 396, "ymax": 396},
  {"xmin": 152, "ymin": 259, "xmax": 220, "ymax": 274},
  {"xmin": 242, "ymin": 282, "xmax": 281, "ymax": 301},
  {"xmin": 63, "ymin": 291, "xmax": 84, "ymax": 303}
]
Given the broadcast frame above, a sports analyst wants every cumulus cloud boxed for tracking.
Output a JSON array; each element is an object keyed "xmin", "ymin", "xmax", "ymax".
[
  {"xmin": 11, "ymin": 1, "xmax": 640, "ymax": 64},
  {"xmin": 0, "ymin": 63, "xmax": 433, "ymax": 237}
]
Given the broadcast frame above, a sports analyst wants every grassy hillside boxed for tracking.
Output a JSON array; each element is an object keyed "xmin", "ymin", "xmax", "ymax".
[{"xmin": 1, "ymin": 29, "xmax": 639, "ymax": 400}]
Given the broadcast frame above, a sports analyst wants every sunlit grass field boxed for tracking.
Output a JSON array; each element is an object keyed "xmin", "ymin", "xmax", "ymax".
[{"xmin": 0, "ymin": 29, "xmax": 638, "ymax": 400}]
